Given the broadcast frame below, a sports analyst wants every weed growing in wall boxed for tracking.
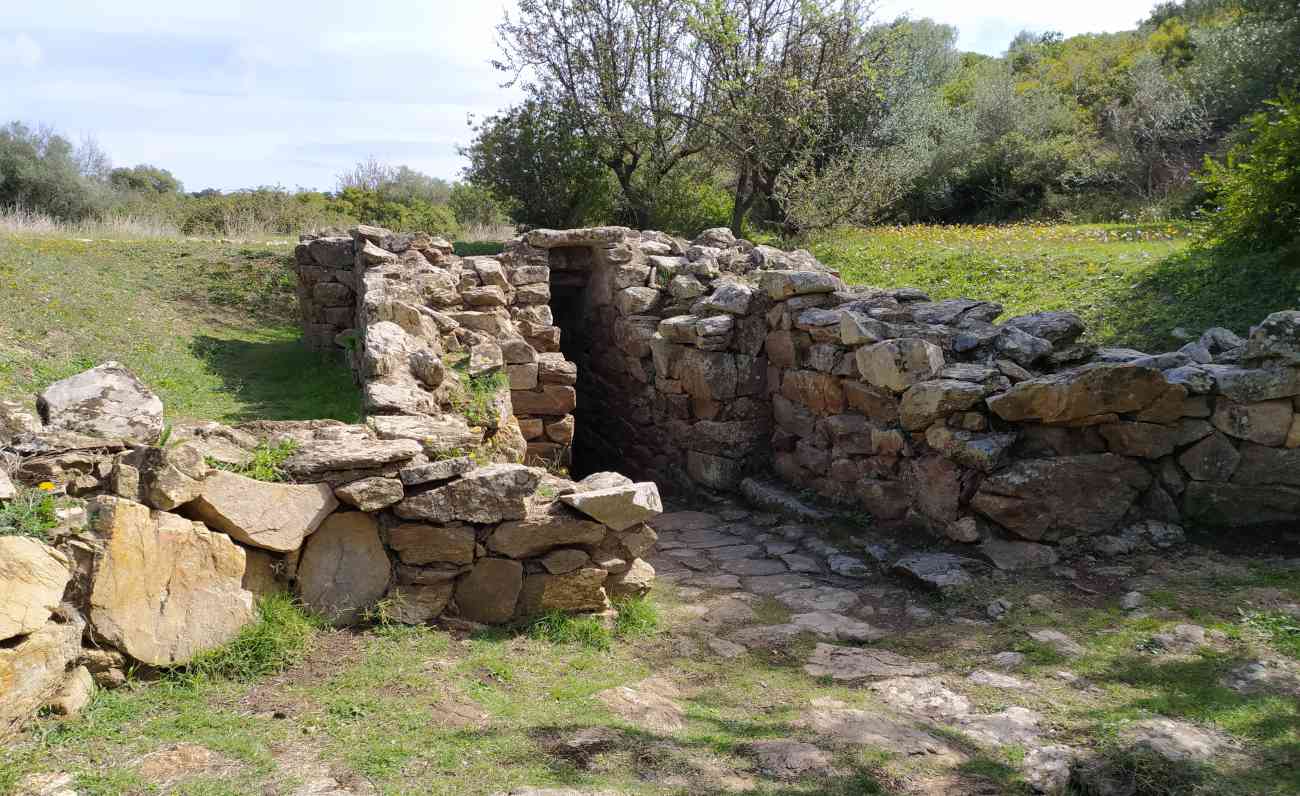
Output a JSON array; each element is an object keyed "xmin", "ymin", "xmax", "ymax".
[
  {"xmin": 0, "ymin": 484, "xmax": 61, "ymax": 541},
  {"xmin": 208, "ymin": 439, "xmax": 299, "ymax": 482}
]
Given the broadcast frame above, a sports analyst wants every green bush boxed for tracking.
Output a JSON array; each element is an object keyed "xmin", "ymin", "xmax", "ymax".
[
  {"xmin": 1199, "ymin": 94, "xmax": 1300, "ymax": 249},
  {"xmin": 527, "ymin": 610, "xmax": 613, "ymax": 651}
]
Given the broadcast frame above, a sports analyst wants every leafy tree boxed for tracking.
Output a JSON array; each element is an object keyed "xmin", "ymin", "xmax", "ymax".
[
  {"xmin": 110, "ymin": 164, "xmax": 183, "ymax": 194},
  {"xmin": 495, "ymin": 0, "xmax": 709, "ymax": 228},
  {"xmin": 462, "ymin": 99, "xmax": 615, "ymax": 229},
  {"xmin": 336, "ymin": 159, "xmax": 452, "ymax": 205},
  {"xmin": 0, "ymin": 122, "xmax": 101, "ymax": 219},
  {"xmin": 449, "ymin": 182, "xmax": 510, "ymax": 230},
  {"xmin": 1199, "ymin": 93, "xmax": 1300, "ymax": 248}
]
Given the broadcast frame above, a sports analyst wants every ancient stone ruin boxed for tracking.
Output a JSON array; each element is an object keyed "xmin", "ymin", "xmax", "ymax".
[
  {"xmin": 3, "ymin": 221, "xmax": 1299, "ymax": 741},
  {"xmin": 301, "ymin": 224, "xmax": 1300, "ymax": 538}
]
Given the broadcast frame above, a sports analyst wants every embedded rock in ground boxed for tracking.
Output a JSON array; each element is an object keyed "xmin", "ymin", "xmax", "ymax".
[
  {"xmin": 185, "ymin": 471, "xmax": 338, "ymax": 553},
  {"xmin": 1121, "ymin": 718, "xmax": 1227, "ymax": 763},
  {"xmin": 745, "ymin": 740, "xmax": 833, "ymax": 779},
  {"xmin": 1022, "ymin": 745, "xmax": 1075, "ymax": 795},
  {"xmin": 488, "ymin": 501, "xmax": 606, "ymax": 558},
  {"xmin": 803, "ymin": 643, "xmax": 939, "ymax": 681},
  {"xmin": 970, "ymin": 454, "xmax": 1151, "ymax": 541},
  {"xmin": 799, "ymin": 698, "xmax": 953, "ymax": 756},
  {"xmin": 979, "ymin": 539, "xmax": 1059, "ymax": 571},
  {"xmin": 869, "ymin": 677, "xmax": 972, "ymax": 718},
  {"xmin": 986, "ymin": 363, "xmax": 1175, "ymax": 425},
  {"xmin": 0, "ymin": 469, "xmax": 14, "ymax": 501},
  {"xmin": 1221, "ymin": 659, "xmax": 1300, "ymax": 696},
  {"xmin": 296, "ymin": 512, "xmax": 391, "ymax": 626},
  {"xmin": 955, "ymin": 706, "xmax": 1043, "ymax": 747},
  {"xmin": 395, "ymin": 464, "xmax": 542, "ymax": 524},
  {"xmin": 388, "ymin": 522, "xmax": 477, "ymax": 565},
  {"xmin": 892, "ymin": 553, "xmax": 981, "ymax": 590},
  {"xmin": 334, "ymin": 476, "xmax": 405, "ymax": 511},
  {"xmin": 856, "ymin": 338, "xmax": 945, "ymax": 393},
  {"xmin": 36, "ymin": 361, "xmax": 164, "ymax": 443},
  {"xmin": 89, "ymin": 498, "xmax": 255, "ymax": 665},
  {"xmin": 560, "ymin": 481, "xmax": 662, "ymax": 531},
  {"xmin": 1027, "ymin": 629, "xmax": 1085, "ymax": 657},
  {"xmin": 0, "ymin": 615, "xmax": 84, "ymax": 740},
  {"xmin": 790, "ymin": 612, "xmax": 885, "ymax": 643},
  {"xmin": 595, "ymin": 677, "xmax": 685, "ymax": 732},
  {"xmin": 518, "ymin": 567, "xmax": 611, "ymax": 615},
  {"xmin": 0, "ymin": 537, "xmax": 72, "ymax": 641},
  {"xmin": 775, "ymin": 587, "xmax": 860, "ymax": 613},
  {"xmin": 968, "ymin": 670, "xmax": 1029, "ymax": 689},
  {"xmin": 455, "ymin": 558, "xmax": 524, "ymax": 624}
]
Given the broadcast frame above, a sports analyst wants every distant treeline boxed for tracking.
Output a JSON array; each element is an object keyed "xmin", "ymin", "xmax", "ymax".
[
  {"xmin": 0, "ymin": 129, "xmax": 504, "ymax": 239},
  {"xmin": 3, "ymin": 0, "xmax": 1296, "ymax": 246},
  {"xmin": 462, "ymin": 0, "xmax": 1298, "ymax": 239}
]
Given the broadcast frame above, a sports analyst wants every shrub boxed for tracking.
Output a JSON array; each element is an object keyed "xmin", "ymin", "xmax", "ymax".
[
  {"xmin": 1199, "ymin": 93, "xmax": 1300, "ymax": 249},
  {"xmin": 177, "ymin": 593, "xmax": 322, "ymax": 683}
]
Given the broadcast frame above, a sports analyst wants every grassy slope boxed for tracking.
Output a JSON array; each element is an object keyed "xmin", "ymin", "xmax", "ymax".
[
  {"xmin": 806, "ymin": 223, "xmax": 1300, "ymax": 351},
  {"xmin": 0, "ymin": 235, "xmax": 359, "ymax": 423}
]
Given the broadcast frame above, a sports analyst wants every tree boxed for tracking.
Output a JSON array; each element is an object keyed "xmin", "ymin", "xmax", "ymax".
[
  {"xmin": 1200, "ymin": 93, "xmax": 1300, "ymax": 248},
  {"xmin": 461, "ymin": 99, "xmax": 615, "ymax": 229},
  {"xmin": 336, "ymin": 159, "xmax": 451, "ymax": 205},
  {"xmin": 495, "ymin": 0, "xmax": 710, "ymax": 227},
  {"xmin": 449, "ymin": 182, "xmax": 510, "ymax": 229},
  {"xmin": 689, "ymin": 0, "xmax": 922, "ymax": 233},
  {"xmin": 109, "ymin": 164, "xmax": 183, "ymax": 194},
  {"xmin": 0, "ymin": 122, "xmax": 101, "ymax": 219}
]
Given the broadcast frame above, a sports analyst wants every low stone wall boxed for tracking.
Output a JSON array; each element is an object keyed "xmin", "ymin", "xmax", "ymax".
[
  {"xmin": 296, "ymin": 224, "xmax": 1300, "ymax": 544},
  {"xmin": 1, "ymin": 361, "xmax": 661, "ymax": 740}
]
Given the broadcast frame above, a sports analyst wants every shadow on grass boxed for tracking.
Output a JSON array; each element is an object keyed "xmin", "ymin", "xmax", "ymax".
[
  {"xmin": 1080, "ymin": 650, "xmax": 1300, "ymax": 794},
  {"xmin": 190, "ymin": 334, "xmax": 361, "ymax": 423},
  {"xmin": 515, "ymin": 719, "xmax": 903, "ymax": 795},
  {"xmin": 1095, "ymin": 241, "xmax": 1299, "ymax": 351}
]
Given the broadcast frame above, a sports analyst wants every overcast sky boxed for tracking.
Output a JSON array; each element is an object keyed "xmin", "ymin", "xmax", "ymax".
[{"xmin": 0, "ymin": 1, "xmax": 1159, "ymax": 193}]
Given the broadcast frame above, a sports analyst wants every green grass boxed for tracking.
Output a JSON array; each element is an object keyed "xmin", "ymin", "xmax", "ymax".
[
  {"xmin": 805, "ymin": 223, "xmax": 1300, "ymax": 351},
  {"xmin": 177, "ymin": 593, "xmax": 323, "ymax": 684},
  {"xmin": 0, "ymin": 485, "xmax": 60, "ymax": 540},
  {"xmin": 0, "ymin": 235, "xmax": 359, "ymax": 423},
  {"xmin": 208, "ymin": 439, "xmax": 299, "ymax": 483}
]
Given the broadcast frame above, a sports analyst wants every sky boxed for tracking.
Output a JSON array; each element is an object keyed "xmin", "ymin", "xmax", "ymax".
[{"xmin": 0, "ymin": 0, "xmax": 1160, "ymax": 193}]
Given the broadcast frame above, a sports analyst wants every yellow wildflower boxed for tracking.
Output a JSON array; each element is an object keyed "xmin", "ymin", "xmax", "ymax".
[{"xmin": 38, "ymin": 481, "xmax": 56, "ymax": 491}]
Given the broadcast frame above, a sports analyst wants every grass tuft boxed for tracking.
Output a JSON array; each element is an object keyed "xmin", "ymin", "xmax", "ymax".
[
  {"xmin": 208, "ymin": 439, "xmax": 299, "ymax": 483},
  {"xmin": 175, "ymin": 593, "xmax": 322, "ymax": 684},
  {"xmin": 613, "ymin": 596, "xmax": 661, "ymax": 638},
  {"xmin": 1240, "ymin": 609, "xmax": 1300, "ymax": 660},
  {"xmin": 527, "ymin": 610, "xmax": 613, "ymax": 651}
]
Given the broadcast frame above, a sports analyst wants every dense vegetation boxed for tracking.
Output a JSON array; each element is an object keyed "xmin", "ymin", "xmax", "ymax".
[{"xmin": 465, "ymin": 0, "xmax": 1299, "ymax": 245}]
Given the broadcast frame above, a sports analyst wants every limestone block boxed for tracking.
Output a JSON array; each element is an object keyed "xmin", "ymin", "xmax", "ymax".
[
  {"xmin": 296, "ymin": 512, "xmax": 391, "ymax": 626},
  {"xmin": 185, "ymin": 471, "xmax": 337, "ymax": 553}
]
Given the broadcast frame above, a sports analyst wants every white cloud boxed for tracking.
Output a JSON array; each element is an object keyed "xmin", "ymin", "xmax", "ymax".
[{"xmin": 0, "ymin": 33, "xmax": 43, "ymax": 69}]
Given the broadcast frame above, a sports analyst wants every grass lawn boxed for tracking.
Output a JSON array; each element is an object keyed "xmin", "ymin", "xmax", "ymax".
[
  {"xmin": 806, "ymin": 223, "xmax": 1300, "ymax": 351},
  {"xmin": 2, "ymin": 552, "xmax": 1296, "ymax": 795},
  {"xmin": 0, "ymin": 235, "xmax": 359, "ymax": 423}
]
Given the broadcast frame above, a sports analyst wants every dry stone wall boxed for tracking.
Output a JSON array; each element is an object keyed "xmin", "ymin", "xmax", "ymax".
[
  {"xmin": 1, "ymin": 316, "xmax": 662, "ymax": 739},
  {"xmin": 296, "ymin": 224, "xmax": 1300, "ymax": 546}
]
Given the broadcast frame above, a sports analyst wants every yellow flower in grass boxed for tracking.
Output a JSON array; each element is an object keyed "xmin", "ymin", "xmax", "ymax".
[{"xmin": 37, "ymin": 481, "xmax": 56, "ymax": 492}]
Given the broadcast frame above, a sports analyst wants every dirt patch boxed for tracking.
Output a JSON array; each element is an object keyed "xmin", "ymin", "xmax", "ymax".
[{"xmin": 240, "ymin": 630, "xmax": 365, "ymax": 718}]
